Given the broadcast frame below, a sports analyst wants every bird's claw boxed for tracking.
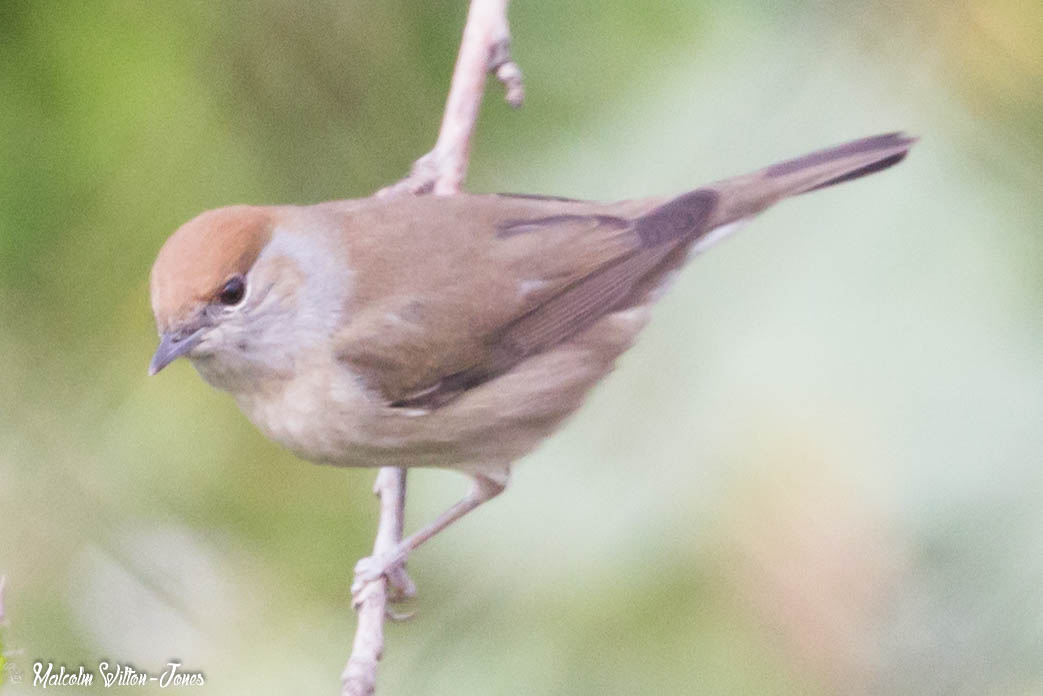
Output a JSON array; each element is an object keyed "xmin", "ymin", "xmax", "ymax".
[{"xmin": 351, "ymin": 546, "xmax": 416, "ymax": 608}]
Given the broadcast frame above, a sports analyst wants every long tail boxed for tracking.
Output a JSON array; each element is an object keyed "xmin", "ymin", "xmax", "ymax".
[{"xmin": 703, "ymin": 132, "xmax": 917, "ymax": 227}]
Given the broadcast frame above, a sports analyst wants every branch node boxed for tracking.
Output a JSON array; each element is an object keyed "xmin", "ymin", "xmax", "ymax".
[
  {"xmin": 385, "ymin": 607, "xmax": 416, "ymax": 623},
  {"xmin": 489, "ymin": 39, "xmax": 524, "ymax": 108},
  {"xmin": 374, "ymin": 0, "xmax": 523, "ymax": 199}
]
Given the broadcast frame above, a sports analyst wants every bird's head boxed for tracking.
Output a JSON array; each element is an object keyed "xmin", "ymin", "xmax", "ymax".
[{"xmin": 148, "ymin": 205, "xmax": 348, "ymax": 391}]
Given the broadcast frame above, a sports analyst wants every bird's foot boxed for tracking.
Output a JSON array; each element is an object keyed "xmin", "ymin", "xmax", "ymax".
[{"xmin": 351, "ymin": 543, "xmax": 416, "ymax": 609}]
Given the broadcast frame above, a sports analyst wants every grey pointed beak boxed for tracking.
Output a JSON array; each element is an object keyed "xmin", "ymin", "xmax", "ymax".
[{"xmin": 149, "ymin": 328, "xmax": 205, "ymax": 375}]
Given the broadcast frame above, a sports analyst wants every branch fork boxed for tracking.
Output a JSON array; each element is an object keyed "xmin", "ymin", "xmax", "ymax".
[{"xmin": 376, "ymin": 0, "xmax": 523, "ymax": 199}]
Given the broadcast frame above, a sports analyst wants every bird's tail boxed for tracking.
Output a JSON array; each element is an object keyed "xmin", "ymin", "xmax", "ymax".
[
  {"xmin": 704, "ymin": 132, "xmax": 918, "ymax": 226},
  {"xmin": 764, "ymin": 132, "xmax": 916, "ymax": 195}
]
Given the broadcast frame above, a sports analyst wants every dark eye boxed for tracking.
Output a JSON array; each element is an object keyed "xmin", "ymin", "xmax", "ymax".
[{"xmin": 218, "ymin": 276, "xmax": 246, "ymax": 306}]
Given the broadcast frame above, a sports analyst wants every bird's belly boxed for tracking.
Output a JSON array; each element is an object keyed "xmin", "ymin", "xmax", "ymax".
[
  {"xmin": 236, "ymin": 305, "xmax": 652, "ymax": 471},
  {"xmin": 235, "ymin": 366, "xmax": 380, "ymax": 467},
  {"xmin": 235, "ymin": 365, "xmax": 529, "ymax": 470}
]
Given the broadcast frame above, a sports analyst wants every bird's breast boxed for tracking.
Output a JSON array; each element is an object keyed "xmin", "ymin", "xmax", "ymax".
[{"xmin": 232, "ymin": 358, "xmax": 376, "ymax": 466}]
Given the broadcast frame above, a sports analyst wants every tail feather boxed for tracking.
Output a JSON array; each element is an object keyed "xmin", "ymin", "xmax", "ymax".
[
  {"xmin": 764, "ymin": 131, "xmax": 917, "ymax": 195},
  {"xmin": 704, "ymin": 132, "xmax": 917, "ymax": 226},
  {"xmin": 803, "ymin": 150, "xmax": 909, "ymax": 193}
]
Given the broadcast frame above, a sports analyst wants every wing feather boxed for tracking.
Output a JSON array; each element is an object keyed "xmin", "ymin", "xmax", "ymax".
[{"xmin": 331, "ymin": 190, "xmax": 718, "ymax": 408}]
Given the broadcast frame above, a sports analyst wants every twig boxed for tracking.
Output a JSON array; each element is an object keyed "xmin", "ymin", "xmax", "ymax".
[
  {"xmin": 376, "ymin": 0, "xmax": 524, "ymax": 199},
  {"xmin": 341, "ymin": 469, "xmax": 407, "ymax": 696},
  {"xmin": 343, "ymin": 3, "xmax": 524, "ymax": 693},
  {"xmin": 0, "ymin": 575, "xmax": 6, "ymax": 625}
]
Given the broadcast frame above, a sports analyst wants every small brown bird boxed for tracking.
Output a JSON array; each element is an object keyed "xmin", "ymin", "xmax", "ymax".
[{"xmin": 149, "ymin": 133, "xmax": 915, "ymax": 590}]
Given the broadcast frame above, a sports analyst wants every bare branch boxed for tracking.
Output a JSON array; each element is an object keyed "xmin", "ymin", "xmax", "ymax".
[
  {"xmin": 341, "ymin": 468, "xmax": 407, "ymax": 696},
  {"xmin": 377, "ymin": 0, "xmax": 524, "ymax": 198},
  {"xmin": 343, "ymin": 2, "xmax": 523, "ymax": 693}
]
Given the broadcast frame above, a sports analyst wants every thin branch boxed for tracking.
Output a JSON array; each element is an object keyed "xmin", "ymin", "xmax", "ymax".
[
  {"xmin": 343, "ymin": 4, "xmax": 523, "ymax": 693},
  {"xmin": 0, "ymin": 575, "xmax": 6, "ymax": 625},
  {"xmin": 376, "ymin": 0, "xmax": 524, "ymax": 199},
  {"xmin": 341, "ymin": 468, "xmax": 407, "ymax": 696}
]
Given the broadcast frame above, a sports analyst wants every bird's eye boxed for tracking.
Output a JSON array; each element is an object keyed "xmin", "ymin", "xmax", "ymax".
[{"xmin": 218, "ymin": 276, "xmax": 246, "ymax": 306}]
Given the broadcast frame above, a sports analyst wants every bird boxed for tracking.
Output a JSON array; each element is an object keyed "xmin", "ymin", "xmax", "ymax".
[{"xmin": 148, "ymin": 132, "xmax": 916, "ymax": 595}]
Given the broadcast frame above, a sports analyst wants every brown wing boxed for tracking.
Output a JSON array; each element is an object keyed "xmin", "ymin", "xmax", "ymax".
[
  {"xmin": 333, "ymin": 132, "xmax": 917, "ymax": 408},
  {"xmin": 330, "ymin": 190, "xmax": 718, "ymax": 408}
]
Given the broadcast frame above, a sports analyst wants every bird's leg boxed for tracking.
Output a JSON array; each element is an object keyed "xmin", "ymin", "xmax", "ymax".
[{"xmin": 351, "ymin": 472, "xmax": 506, "ymax": 602}]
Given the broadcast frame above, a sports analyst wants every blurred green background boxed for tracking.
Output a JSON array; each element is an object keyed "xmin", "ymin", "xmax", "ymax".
[{"xmin": 2, "ymin": 0, "xmax": 1042, "ymax": 694}]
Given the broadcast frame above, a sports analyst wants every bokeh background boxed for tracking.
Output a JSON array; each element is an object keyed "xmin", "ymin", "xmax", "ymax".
[{"xmin": 2, "ymin": 0, "xmax": 1041, "ymax": 693}]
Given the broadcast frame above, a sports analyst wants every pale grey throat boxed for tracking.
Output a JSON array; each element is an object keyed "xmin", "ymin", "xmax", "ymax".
[{"xmin": 189, "ymin": 225, "xmax": 353, "ymax": 395}]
